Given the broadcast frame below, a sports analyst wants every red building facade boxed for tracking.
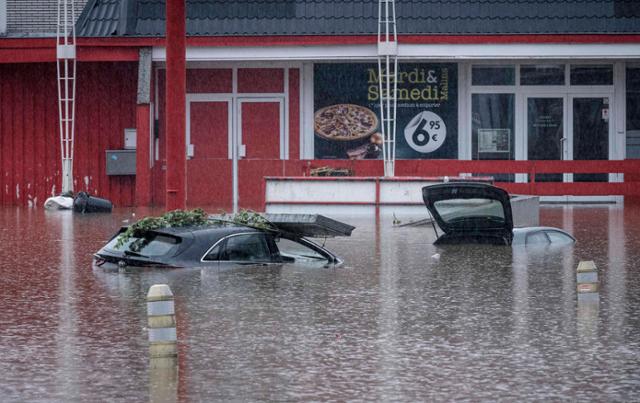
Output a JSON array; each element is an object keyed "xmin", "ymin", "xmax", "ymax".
[{"xmin": 2, "ymin": 1, "xmax": 640, "ymax": 208}]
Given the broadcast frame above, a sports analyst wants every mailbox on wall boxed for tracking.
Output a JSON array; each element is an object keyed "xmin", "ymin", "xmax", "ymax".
[{"xmin": 106, "ymin": 150, "xmax": 136, "ymax": 175}]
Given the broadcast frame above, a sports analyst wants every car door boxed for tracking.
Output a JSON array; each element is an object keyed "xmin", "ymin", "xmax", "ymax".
[{"xmin": 203, "ymin": 232, "xmax": 278, "ymax": 266}]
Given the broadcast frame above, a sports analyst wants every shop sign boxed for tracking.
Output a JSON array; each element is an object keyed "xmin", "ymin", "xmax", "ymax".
[
  {"xmin": 313, "ymin": 63, "xmax": 458, "ymax": 159},
  {"xmin": 478, "ymin": 129, "xmax": 511, "ymax": 153}
]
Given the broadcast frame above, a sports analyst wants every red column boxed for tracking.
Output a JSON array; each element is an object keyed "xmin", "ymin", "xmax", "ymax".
[
  {"xmin": 165, "ymin": 0, "xmax": 187, "ymax": 210},
  {"xmin": 135, "ymin": 104, "xmax": 152, "ymax": 205}
]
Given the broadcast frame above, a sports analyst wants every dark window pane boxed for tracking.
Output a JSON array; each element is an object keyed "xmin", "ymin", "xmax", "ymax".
[
  {"xmin": 222, "ymin": 234, "xmax": 271, "ymax": 262},
  {"xmin": 527, "ymin": 97, "xmax": 564, "ymax": 182},
  {"xmin": 434, "ymin": 198, "xmax": 506, "ymax": 223},
  {"xmin": 104, "ymin": 233, "xmax": 180, "ymax": 257},
  {"xmin": 547, "ymin": 231, "xmax": 574, "ymax": 244},
  {"xmin": 570, "ymin": 65, "xmax": 613, "ymax": 85},
  {"xmin": 526, "ymin": 231, "xmax": 550, "ymax": 245},
  {"xmin": 276, "ymin": 238, "xmax": 326, "ymax": 261},
  {"xmin": 472, "ymin": 65, "xmax": 515, "ymax": 86},
  {"xmin": 203, "ymin": 244, "xmax": 221, "ymax": 261},
  {"xmin": 472, "ymin": 93, "xmax": 515, "ymax": 181},
  {"xmin": 627, "ymin": 67, "xmax": 640, "ymax": 159},
  {"xmin": 521, "ymin": 65, "xmax": 565, "ymax": 85},
  {"xmin": 573, "ymin": 97, "xmax": 609, "ymax": 182}
]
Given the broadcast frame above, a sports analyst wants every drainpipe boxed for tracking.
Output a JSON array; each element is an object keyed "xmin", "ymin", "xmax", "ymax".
[
  {"xmin": 136, "ymin": 48, "xmax": 153, "ymax": 206},
  {"xmin": 165, "ymin": 0, "xmax": 186, "ymax": 210}
]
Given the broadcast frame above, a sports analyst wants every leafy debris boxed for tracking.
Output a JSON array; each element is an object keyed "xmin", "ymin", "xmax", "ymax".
[
  {"xmin": 216, "ymin": 209, "xmax": 277, "ymax": 231},
  {"xmin": 115, "ymin": 209, "xmax": 276, "ymax": 251},
  {"xmin": 115, "ymin": 208, "xmax": 207, "ymax": 250}
]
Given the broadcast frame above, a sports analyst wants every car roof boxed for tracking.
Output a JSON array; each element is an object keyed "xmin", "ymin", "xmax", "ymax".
[
  {"xmin": 144, "ymin": 224, "xmax": 265, "ymax": 248},
  {"xmin": 512, "ymin": 226, "xmax": 576, "ymax": 244},
  {"xmin": 152, "ymin": 224, "xmax": 263, "ymax": 237}
]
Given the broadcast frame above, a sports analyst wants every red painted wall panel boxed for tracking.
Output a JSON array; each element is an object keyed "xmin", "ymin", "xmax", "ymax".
[
  {"xmin": 190, "ymin": 102, "xmax": 229, "ymax": 159},
  {"xmin": 237, "ymin": 68, "xmax": 284, "ymax": 93},
  {"xmin": 187, "ymin": 160, "xmax": 233, "ymax": 209},
  {"xmin": 187, "ymin": 101, "xmax": 232, "ymax": 208},
  {"xmin": 239, "ymin": 160, "xmax": 286, "ymax": 210},
  {"xmin": 186, "ymin": 69, "xmax": 232, "ymax": 93},
  {"xmin": 241, "ymin": 102, "xmax": 280, "ymax": 159},
  {"xmin": 0, "ymin": 62, "xmax": 138, "ymax": 207},
  {"xmin": 288, "ymin": 69, "xmax": 300, "ymax": 160}
]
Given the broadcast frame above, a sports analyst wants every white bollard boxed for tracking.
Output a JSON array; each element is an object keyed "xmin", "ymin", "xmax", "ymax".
[
  {"xmin": 577, "ymin": 260, "xmax": 599, "ymax": 304},
  {"xmin": 147, "ymin": 284, "xmax": 178, "ymax": 368}
]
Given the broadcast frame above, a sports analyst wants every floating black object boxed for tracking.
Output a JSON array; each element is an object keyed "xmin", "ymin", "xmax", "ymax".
[{"xmin": 73, "ymin": 191, "xmax": 113, "ymax": 213}]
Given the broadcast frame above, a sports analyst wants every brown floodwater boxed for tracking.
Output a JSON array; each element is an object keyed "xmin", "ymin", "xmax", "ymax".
[{"xmin": 1, "ymin": 205, "xmax": 639, "ymax": 401}]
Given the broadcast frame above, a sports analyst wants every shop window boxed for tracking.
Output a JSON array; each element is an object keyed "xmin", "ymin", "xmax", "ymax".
[
  {"xmin": 520, "ymin": 64, "xmax": 565, "ymax": 86},
  {"xmin": 471, "ymin": 65, "xmax": 515, "ymax": 86},
  {"xmin": 472, "ymin": 94, "xmax": 515, "ymax": 181},
  {"xmin": 570, "ymin": 65, "xmax": 613, "ymax": 86},
  {"xmin": 627, "ymin": 67, "xmax": 640, "ymax": 159}
]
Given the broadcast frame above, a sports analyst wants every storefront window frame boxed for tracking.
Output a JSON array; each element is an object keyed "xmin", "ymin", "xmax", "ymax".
[
  {"xmin": 465, "ymin": 61, "xmax": 618, "ymax": 184},
  {"xmin": 626, "ymin": 63, "xmax": 640, "ymax": 160}
]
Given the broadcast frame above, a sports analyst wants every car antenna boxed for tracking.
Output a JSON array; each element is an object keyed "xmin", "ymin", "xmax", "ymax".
[{"xmin": 427, "ymin": 209, "xmax": 439, "ymax": 239}]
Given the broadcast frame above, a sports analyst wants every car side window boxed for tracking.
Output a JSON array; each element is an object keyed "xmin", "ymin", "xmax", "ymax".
[
  {"xmin": 526, "ymin": 231, "xmax": 550, "ymax": 245},
  {"xmin": 221, "ymin": 233, "xmax": 271, "ymax": 262},
  {"xmin": 275, "ymin": 238, "xmax": 327, "ymax": 261},
  {"xmin": 546, "ymin": 230, "xmax": 574, "ymax": 244},
  {"xmin": 202, "ymin": 243, "xmax": 221, "ymax": 261}
]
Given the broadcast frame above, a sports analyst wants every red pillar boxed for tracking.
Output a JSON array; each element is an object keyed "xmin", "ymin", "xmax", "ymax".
[
  {"xmin": 135, "ymin": 104, "xmax": 152, "ymax": 205},
  {"xmin": 165, "ymin": 0, "xmax": 187, "ymax": 210}
]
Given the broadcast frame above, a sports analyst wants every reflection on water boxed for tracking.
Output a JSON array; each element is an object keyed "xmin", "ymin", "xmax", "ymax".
[{"xmin": 1, "ymin": 206, "xmax": 639, "ymax": 401}]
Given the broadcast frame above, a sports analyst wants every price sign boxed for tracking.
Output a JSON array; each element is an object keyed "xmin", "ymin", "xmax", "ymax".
[{"xmin": 404, "ymin": 111, "xmax": 446, "ymax": 153}]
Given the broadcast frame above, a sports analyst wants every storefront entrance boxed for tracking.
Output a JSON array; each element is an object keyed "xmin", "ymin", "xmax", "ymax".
[
  {"xmin": 186, "ymin": 95, "xmax": 284, "ymax": 211},
  {"xmin": 523, "ymin": 93, "xmax": 611, "ymax": 183}
]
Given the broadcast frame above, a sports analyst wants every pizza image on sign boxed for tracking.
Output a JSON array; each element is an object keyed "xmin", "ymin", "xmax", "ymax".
[{"xmin": 314, "ymin": 104, "xmax": 379, "ymax": 141}]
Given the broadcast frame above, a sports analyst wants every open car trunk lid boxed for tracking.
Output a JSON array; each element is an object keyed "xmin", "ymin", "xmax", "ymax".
[
  {"xmin": 264, "ymin": 214, "xmax": 355, "ymax": 238},
  {"xmin": 422, "ymin": 183, "xmax": 514, "ymax": 245}
]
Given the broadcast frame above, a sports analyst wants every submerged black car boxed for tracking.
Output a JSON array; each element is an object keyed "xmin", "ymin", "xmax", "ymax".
[
  {"xmin": 422, "ymin": 182, "xmax": 575, "ymax": 246},
  {"xmin": 94, "ymin": 214, "xmax": 354, "ymax": 269}
]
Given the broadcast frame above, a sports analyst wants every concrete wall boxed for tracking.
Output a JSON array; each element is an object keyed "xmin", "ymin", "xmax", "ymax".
[{"xmin": 511, "ymin": 195, "xmax": 540, "ymax": 228}]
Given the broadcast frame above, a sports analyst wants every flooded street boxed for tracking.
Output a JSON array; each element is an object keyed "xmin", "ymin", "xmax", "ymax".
[{"xmin": 1, "ymin": 206, "xmax": 639, "ymax": 401}]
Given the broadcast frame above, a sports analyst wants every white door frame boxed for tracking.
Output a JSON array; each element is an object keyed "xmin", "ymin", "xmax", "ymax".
[
  {"xmin": 186, "ymin": 94, "xmax": 233, "ymax": 160},
  {"xmin": 235, "ymin": 97, "xmax": 286, "ymax": 160},
  {"xmin": 185, "ymin": 94, "xmax": 285, "ymax": 212}
]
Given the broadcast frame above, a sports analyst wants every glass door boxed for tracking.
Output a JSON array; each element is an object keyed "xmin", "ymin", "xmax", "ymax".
[
  {"xmin": 570, "ymin": 96, "xmax": 610, "ymax": 182},
  {"xmin": 525, "ymin": 96, "xmax": 566, "ymax": 182}
]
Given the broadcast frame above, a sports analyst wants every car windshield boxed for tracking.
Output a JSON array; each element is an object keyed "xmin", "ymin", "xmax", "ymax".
[
  {"xmin": 276, "ymin": 237, "xmax": 327, "ymax": 261},
  {"xmin": 546, "ymin": 230, "xmax": 575, "ymax": 244},
  {"xmin": 433, "ymin": 198, "xmax": 505, "ymax": 225},
  {"xmin": 103, "ymin": 233, "xmax": 180, "ymax": 257}
]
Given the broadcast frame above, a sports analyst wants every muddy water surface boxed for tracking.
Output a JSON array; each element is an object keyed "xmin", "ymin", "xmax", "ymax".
[{"xmin": 1, "ymin": 206, "xmax": 639, "ymax": 401}]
